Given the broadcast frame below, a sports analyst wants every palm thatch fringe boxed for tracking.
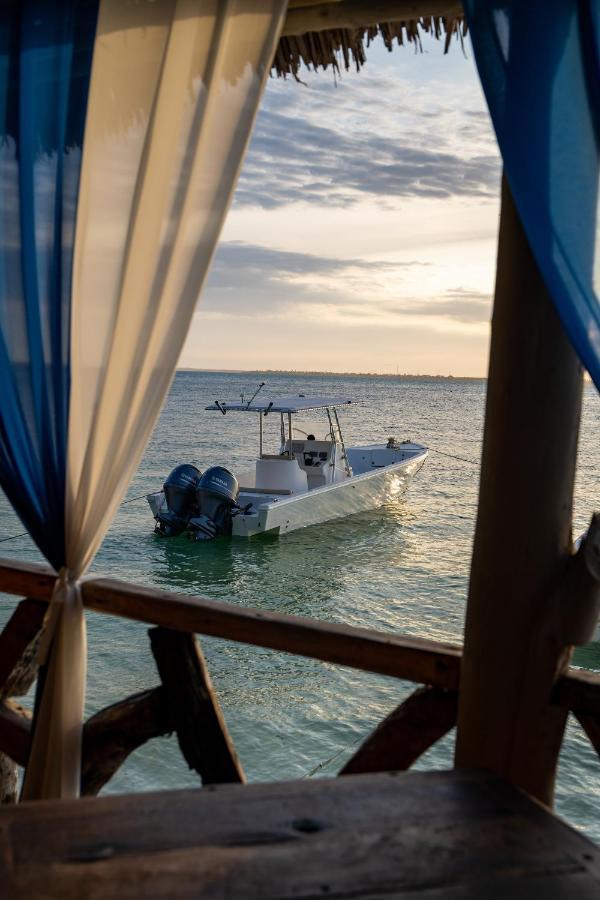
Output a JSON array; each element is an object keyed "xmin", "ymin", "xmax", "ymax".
[{"xmin": 272, "ymin": 17, "xmax": 467, "ymax": 79}]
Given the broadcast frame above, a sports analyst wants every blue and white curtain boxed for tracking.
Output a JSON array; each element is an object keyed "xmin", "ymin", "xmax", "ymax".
[
  {"xmin": 464, "ymin": 1, "xmax": 600, "ymax": 391},
  {"xmin": 0, "ymin": 0, "xmax": 286, "ymax": 800}
]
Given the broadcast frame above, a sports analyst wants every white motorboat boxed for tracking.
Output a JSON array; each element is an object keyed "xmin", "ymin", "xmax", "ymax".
[{"xmin": 147, "ymin": 393, "xmax": 428, "ymax": 540}]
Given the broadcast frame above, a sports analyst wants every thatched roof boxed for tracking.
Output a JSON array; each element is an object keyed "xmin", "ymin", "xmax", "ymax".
[{"xmin": 273, "ymin": 1, "xmax": 465, "ymax": 79}]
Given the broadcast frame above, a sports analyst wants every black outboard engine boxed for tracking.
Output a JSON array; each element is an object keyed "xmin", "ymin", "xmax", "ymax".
[
  {"xmin": 188, "ymin": 466, "xmax": 239, "ymax": 541},
  {"xmin": 155, "ymin": 464, "xmax": 202, "ymax": 536}
]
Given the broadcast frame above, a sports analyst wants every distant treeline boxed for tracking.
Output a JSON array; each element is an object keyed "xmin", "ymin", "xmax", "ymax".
[{"xmin": 178, "ymin": 368, "xmax": 486, "ymax": 381}]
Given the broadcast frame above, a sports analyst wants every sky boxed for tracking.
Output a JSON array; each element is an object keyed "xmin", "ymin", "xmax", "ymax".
[{"xmin": 178, "ymin": 30, "xmax": 502, "ymax": 377}]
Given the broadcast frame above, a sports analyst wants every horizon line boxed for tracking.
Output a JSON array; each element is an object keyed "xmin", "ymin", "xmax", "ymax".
[{"xmin": 176, "ymin": 367, "xmax": 487, "ymax": 380}]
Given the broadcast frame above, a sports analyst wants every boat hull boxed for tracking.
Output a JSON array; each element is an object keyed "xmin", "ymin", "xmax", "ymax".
[{"xmin": 233, "ymin": 450, "xmax": 427, "ymax": 538}]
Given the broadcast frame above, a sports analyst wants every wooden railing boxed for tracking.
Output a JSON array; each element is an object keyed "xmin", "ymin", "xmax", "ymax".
[{"xmin": 0, "ymin": 557, "xmax": 598, "ymax": 797}]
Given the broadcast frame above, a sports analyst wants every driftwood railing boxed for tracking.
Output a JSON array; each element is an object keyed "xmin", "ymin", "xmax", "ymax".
[{"xmin": 0, "ymin": 556, "xmax": 598, "ymax": 798}]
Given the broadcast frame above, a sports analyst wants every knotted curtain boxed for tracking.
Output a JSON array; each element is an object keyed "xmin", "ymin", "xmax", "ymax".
[{"xmin": 0, "ymin": 0, "xmax": 287, "ymax": 800}]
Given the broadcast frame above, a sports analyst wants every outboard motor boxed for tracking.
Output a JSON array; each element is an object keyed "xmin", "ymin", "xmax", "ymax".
[
  {"xmin": 188, "ymin": 466, "xmax": 239, "ymax": 541},
  {"xmin": 155, "ymin": 464, "xmax": 202, "ymax": 536}
]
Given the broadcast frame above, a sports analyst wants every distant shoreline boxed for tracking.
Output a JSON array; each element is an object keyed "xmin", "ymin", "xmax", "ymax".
[{"xmin": 177, "ymin": 368, "xmax": 486, "ymax": 382}]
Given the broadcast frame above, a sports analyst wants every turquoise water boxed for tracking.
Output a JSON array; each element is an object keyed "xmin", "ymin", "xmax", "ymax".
[{"xmin": 0, "ymin": 372, "xmax": 599, "ymax": 839}]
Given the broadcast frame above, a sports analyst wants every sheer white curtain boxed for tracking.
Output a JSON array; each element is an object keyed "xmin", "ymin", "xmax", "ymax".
[{"xmin": 23, "ymin": 0, "xmax": 286, "ymax": 800}]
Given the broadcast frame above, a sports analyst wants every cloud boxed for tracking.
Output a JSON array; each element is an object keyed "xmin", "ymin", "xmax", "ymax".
[
  {"xmin": 399, "ymin": 288, "xmax": 492, "ymax": 324},
  {"xmin": 235, "ymin": 108, "xmax": 499, "ymax": 209},
  {"xmin": 183, "ymin": 40, "xmax": 497, "ymax": 374},
  {"xmin": 202, "ymin": 242, "xmax": 490, "ymax": 327},
  {"xmin": 208, "ymin": 241, "xmax": 423, "ymax": 281},
  {"xmin": 232, "ymin": 57, "xmax": 500, "ymax": 210},
  {"xmin": 204, "ymin": 241, "xmax": 423, "ymax": 316}
]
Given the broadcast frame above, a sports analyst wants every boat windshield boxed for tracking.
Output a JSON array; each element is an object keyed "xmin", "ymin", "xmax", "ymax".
[{"xmin": 205, "ymin": 395, "xmax": 353, "ymax": 474}]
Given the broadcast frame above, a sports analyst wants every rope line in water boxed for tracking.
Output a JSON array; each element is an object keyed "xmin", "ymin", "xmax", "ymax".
[
  {"xmin": 122, "ymin": 492, "xmax": 152, "ymax": 505},
  {"xmin": 302, "ymin": 733, "xmax": 364, "ymax": 778},
  {"xmin": 0, "ymin": 532, "xmax": 28, "ymax": 544},
  {"xmin": 0, "ymin": 491, "xmax": 152, "ymax": 544},
  {"xmin": 426, "ymin": 446, "xmax": 479, "ymax": 467}
]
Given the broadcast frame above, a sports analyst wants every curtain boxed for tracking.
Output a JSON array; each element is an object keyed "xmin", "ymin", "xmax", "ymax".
[
  {"xmin": 14, "ymin": 0, "xmax": 286, "ymax": 800},
  {"xmin": 0, "ymin": 2, "xmax": 98, "ymax": 572},
  {"xmin": 464, "ymin": 1, "xmax": 600, "ymax": 390}
]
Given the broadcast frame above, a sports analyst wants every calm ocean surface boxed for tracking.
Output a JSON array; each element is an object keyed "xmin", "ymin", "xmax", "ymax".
[{"xmin": 0, "ymin": 371, "xmax": 599, "ymax": 838}]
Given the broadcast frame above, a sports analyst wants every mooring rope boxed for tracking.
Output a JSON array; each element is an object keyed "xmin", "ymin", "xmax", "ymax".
[
  {"xmin": 426, "ymin": 446, "xmax": 479, "ymax": 467},
  {"xmin": 0, "ymin": 491, "xmax": 152, "ymax": 544},
  {"xmin": 302, "ymin": 733, "xmax": 364, "ymax": 778},
  {"xmin": 0, "ymin": 531, "xmax": 28, "ymax": 544}
]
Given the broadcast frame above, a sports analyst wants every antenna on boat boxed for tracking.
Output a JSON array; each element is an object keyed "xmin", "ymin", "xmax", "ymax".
[{"xmin": 246, "ymin": 382, "xmax": 265, "ymax": 409}]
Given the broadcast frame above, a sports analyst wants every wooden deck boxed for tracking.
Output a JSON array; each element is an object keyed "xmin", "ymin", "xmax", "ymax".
[{"xmin": 1, "ymin": 770, "xmax": 599, "ymax": 898}]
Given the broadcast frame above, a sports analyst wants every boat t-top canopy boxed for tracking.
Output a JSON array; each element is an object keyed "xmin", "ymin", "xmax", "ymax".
[{"xmin": 205, "ymin": 395, "xmax": 352, "ymax": 414}]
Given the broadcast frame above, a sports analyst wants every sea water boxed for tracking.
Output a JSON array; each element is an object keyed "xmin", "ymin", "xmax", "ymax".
[{"xmin": 0, "ymin": 372, "xmax": 598, "ymax": 839}]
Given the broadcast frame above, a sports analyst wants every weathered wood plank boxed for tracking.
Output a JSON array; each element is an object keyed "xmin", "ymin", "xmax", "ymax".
[
  {"xmin": 150, "ymin": 628, "xmax": 244, "ymax": 785},
  {"xmin": 283, "ymin": 0, "xmax": 463, "ymax": 36},
  {"xmin": 2, "ymin": 771, "xmax": 599, "ymax": 898},
  {"xmin": 81, "ymin": 688, "xmax": 173, "ymax": 796},
  {"xmin": 0, "ymin": 560, "xmax": 461, "ymax": 686},
  {"xmin": 0, "ymin": 598, "xmax": 46, "ymax": 697},
  {"xmin": 84, "ymin": 578, "xmax": 462, "ymax": 688},
  {"xmin": 0, "ymin": 558, "xmax": 461, "ymax": 686},
  {"xmin": 340, "ymin": 686, "xmax": 457, "ymax": 775},
  {"xmin": 0, "ymin": 558, "xmax": 55, "ymax": 601},
  {"xmin": 2, "ymin": 558, "xmax": 599, "ymax": 714}
]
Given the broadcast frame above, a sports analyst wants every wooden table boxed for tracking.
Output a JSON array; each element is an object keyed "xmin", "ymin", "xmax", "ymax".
[{"xmin": 1, "ymin": 770, "xmax": 599, "ymax": 898}]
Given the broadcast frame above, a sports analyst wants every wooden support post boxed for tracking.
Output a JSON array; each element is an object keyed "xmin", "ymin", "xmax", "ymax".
[
  {"xmin": 0, "ymin": 686, "xmax": 178, "ymax": 796},
  {"xmin": 0, "ymin": 701, "xmax": 31, "ymax": 768},
  {"xmin": 574, "ymin": 712, "xmax": 600, "ymax": 758},
  {"xmin": 553, "ymin": 668, "xmax": 600, "ymax": 717},
  {"xmin": 340, "ymin": 687, "xmax": 457, "ymax": 776},
  {"xmin": 0, "ymin": 599, "xmax": 45, "ymax": 804},
  {"xmin": 455, "ymin": 176, "xmax": 584, "ymax": 805},
  {"xmin": 0, "ymin": 754, "xmax": 17, "ymax": 803},
  {"xmin": 0, "ymin": 598, "xmax": 46, "ymax": 697},
  {"xmin": 150, "ymin": 628, "xmax": 245, "ymax": 785},
  {"xmin": 81, "ymin": 688, "xmax": 173, "ymax": 796},
  {"xmin": 559, "ymin": 513, "xmax": 600, "ymax": 645}
]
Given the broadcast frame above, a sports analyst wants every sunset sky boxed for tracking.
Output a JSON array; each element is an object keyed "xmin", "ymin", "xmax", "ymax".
[{"xmin": 179, "ymin": 31, "xmax": 502, "ymax": 376}]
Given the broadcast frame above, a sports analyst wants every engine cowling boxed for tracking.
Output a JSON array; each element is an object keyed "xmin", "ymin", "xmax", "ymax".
[
  {"xmin": 155, "ymin": 464, "xmax": 202, "ymax": 536},
  {"xmin": 187, "ymin": 466, "xmax": 239, "ymax": 541}
]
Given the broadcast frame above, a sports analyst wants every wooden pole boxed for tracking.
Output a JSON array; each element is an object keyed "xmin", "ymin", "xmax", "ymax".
[
  {"xmin": 282, "ymin": 1, "xmax": 463, "ymax": 36},
  {"xmin": 340, "ymin": 686, "xmax": 457, "ymax": 775},
  {"xmin": 455, "ymin": 176, "xmax": 584, "ymax": 805},
  {"xmin": 0, "ymin": 599, "xmax": 46, "ymax": 696},
  {"xmin": 150, "ymin": 629, "xmax": 245, "ymax": 785},
  {"xmin": 81, "ymin": 688, "xmax": 173, "ymax": 796}
]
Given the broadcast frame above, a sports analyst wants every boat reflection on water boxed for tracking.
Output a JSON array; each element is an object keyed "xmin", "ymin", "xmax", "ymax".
[{"xmin": 150, "ymin": 499, "xmax": 421, "ymax": 620}]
